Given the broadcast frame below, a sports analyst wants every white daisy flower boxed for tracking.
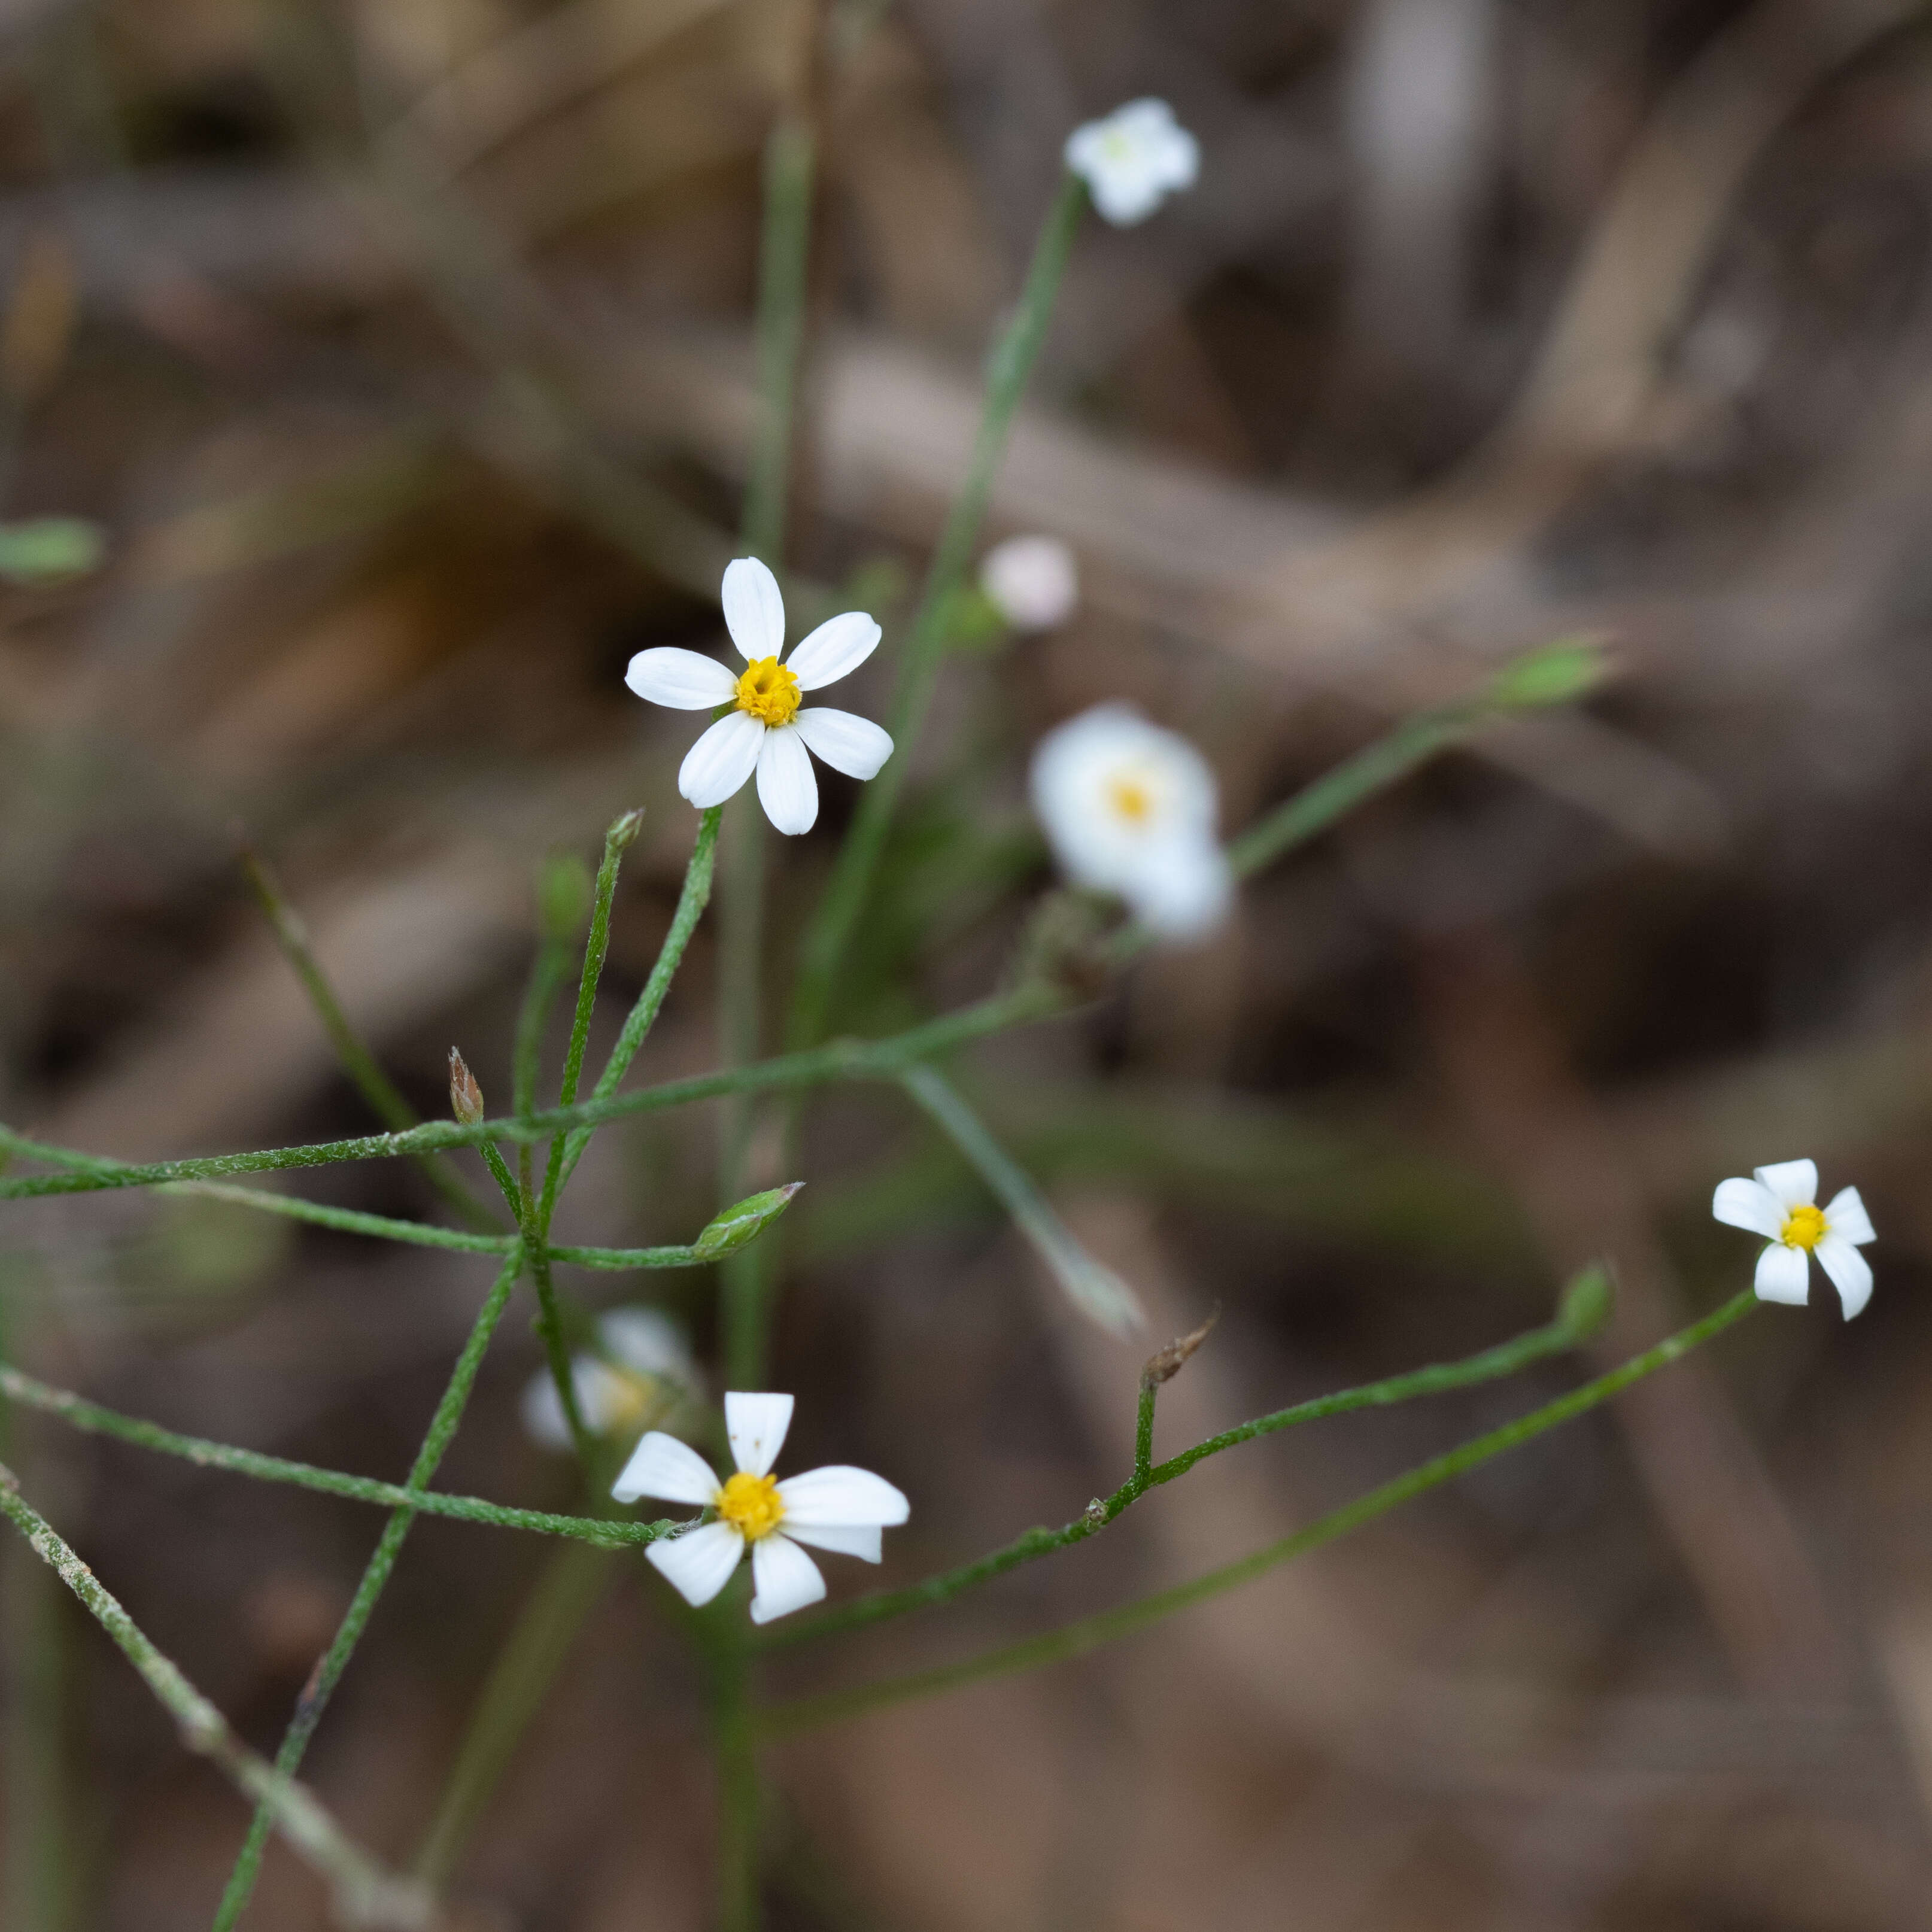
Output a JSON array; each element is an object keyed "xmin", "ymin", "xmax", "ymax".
[
  {"xmin": 1030, "ymin": 702, "xmax": 1233, "ymax": 940},
  {"xmin": 1712, "ymin": 1158, "xmax": 1876, "ymax": 1319},
  {"xmin": 980, "ymin": 534, "xmax": 1079, "ymax": 631},
  {"xmin": 615, "ymin": 1392, "xmax": 909, "ymax": 1624},
  {"xmin": 624, "ymin": 557, "xmax": 894, "ymax": 836},
  {"xmin": 521, "ymin": 1307, "xmax": 702, "ymax": 1451},
  {"xmin": 1064, "ymin": 98, "xmax": 1199, "ymax": 227}
]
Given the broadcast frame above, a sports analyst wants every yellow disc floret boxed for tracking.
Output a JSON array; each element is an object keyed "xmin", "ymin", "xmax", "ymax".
[
  {"xmin": 715, "ymin": 1470, "xmax": 785, "ymax": 1542},
  {"xmin": 1106, "ymin": 774, "xmax": 1154, "ymax": 824},
  {"xmin": 734, "ymin": 657, "xmax": 801, "ymax": 726},
  {"xmin": 1780, "ymin": 1203, "xmax": 1827, "ymax": 1251}
]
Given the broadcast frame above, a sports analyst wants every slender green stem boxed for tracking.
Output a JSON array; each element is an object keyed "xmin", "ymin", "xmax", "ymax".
[
  {"xmin": 763, "ymin": 1268, "xmax": 1611, "ymax": 1650},
  {"xmin": 900, "ymin": 1063, "xmax": 1143, "ymax": 1336},
  {"xmin": 558, "ymin": 806, "xmax": 722, "ymax": 1196},
  {"xmin": 0, "ymin": 1294, "xmax": 68, "ymax": 1932},
  {"xmin": 212, "ymin": 1248, "xmax": 525, "ymax": 1930},
  {"xmin": 1226, "ymin": 643, "xmax": 1606, "ymax": 883},
  {"xmin": 0, "ymin": 1469, "xmax": 433, "ymax": 1930},
  {"xmin": 0, "ymin": 985, "xmax": 1068, "ymax": 1199},
  {"xmin": 0, "ymin": 1360, "xmax": 672, "ymax": 1548},
  {"xmin": 0, "ymin": 1168, "xmax": 766, "ymax": 1272},
  {"xmin": 0, "ymin": 648, "xmax": 1615, "ymax": 1213},
  {"xmin": 412, "ymin": 1539, "xmax": 615, "ymax": 1889},
  {"xmin": 762, "ymin": 1290, "xmax": 1758, "ymax": 1732},
  {"xmin": 475, "ymin": 1138, "xmax": 593, "ymax": 1465},
  {"xmin": 239, "ymin": 848, "xmax": 497, "ymax": 1230},
  {"xmin": 532, "ymin": 810, "xmax": 643, "ymax": 1239},
  {"xmin": 512, "ymin": 855, "xmax": 585, "ymax": 1199},
  {"xmin": 786, "ymin": 171, "xmax": 1088, "ymax": 1054}
]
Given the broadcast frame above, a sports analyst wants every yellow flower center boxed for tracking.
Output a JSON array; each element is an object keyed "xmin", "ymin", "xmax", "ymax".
[
  {"xmin": 1107, "ymin": 775, "xmax": 1154, "ymax": 824},
  {"xmin": 1780, "ymin": 1204, "xmax": 1827, "ymax": 1251},
  {"xmin": 715, "ymin": 1470, "xmax": 785, "ymax": 1542},
  {"xmin": 734, "ymin": 657, "xmax": 800, "ymax": 726}
]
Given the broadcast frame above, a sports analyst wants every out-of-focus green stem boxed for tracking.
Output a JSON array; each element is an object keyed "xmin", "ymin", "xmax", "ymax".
[
  {"xmin": 239, "ymin": 848, "xmax": 497, "ymax": 1230},
  {"xmin": 0, "ymin": 1471, "xmax": 432, "ymax": 1930},
  {"xmin": 762, "ymin": 1290, "xmax": 1758, "ymax": 1732},
  {"xmin": 211, "ymin": 1247, "xmax": 525, "ymax": 1930},
  {"xmin": 412, "ymin": 1539, "xmax": 616, "ymax": 1889},
  {"xmin": 900, "ymin": 1063, "xmax": 1143, "ymax": 1336},
  {"xmin": 0, "ymin": 1289, "xmax": 68, "ymax": 1932},
  {"xmin": 786, "ymin": 170, "xmax": 1088, "ymax": 1054}
]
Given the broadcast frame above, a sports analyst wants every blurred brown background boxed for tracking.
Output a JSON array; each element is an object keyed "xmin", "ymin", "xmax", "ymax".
[{"xmin": 6, "ymin": 0, "xmax": 1932, "ymax": 1925}]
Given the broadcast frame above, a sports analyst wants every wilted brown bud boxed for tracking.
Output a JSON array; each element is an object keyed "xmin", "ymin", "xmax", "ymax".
[
  {"xmin": 1141, "ymin": 1305, "xmax": 1220, "ymax": 1390},
  {"xmin": 448, "ymin": 1047, "xmax": 485, "ymax": 1126}
]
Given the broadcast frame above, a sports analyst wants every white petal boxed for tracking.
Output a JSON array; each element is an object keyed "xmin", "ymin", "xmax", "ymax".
[
  {"xmin": 597, "ymin": 1307, "xmax": 696, "ymax": 1381},
  {"xmin": 611, "ymin": 1430, "xmax": 719, "ymax": 1506},
  {"xmin": 1753, "ymin": 1159, "xmax": 1818, "ymax": 1210},
  {"xmin": 1126, "ymin": 837, "xmax": 1234, "ymax": 940},
  {"xmin": 776, "ymin": 1464, "xmax": 910, "ymax": 1529},
  {"xmin": 520, "ymin": 1368, "xmax": 572, "ymax": 1451},
  {"xmin": 721, "ymin": 557, "xmax": 784, "ymax": 661},
  {"xmin": 1815, "ymin": 1235, "xmax": 1873, "ymax": 1319},
  {"xmin": 748, "ymin": 1533, "xmax": 826, "ymax": 1624},
  {"xmin": 785, "ymin": 610, "xmax": 880, "ymax": 689},
  {"xmin": 725, "ymin": 1392, "xmax": 793, "ymax": 1477},
  {"xmin": 755, "ymin": 725, "xmax": 818, "ymax": 835},
  {"xmin": 791, "ymin": 707, "xmax": 893, "ymax": 780},
  {"xmin": 1824, "ymin": 1185, "xmax": 1876, "ymax": 1246},
  {"xmin": 1754, "ymin": 1243, "xmax": 1811, "ymax": 1307},
  {"xmin": 1712, "ymin": 1177, "xmax": 1785, "ymax": 1239},
  {"xmin": 678, "ymin": 712, "xmax": 764, "ymax": 809},
  {"xmin": 646, "ymin": 1521, "xmax": 745, "ymax": 1608},
  {"xmin": 624, "ymin": 647, "xmax": 737, "ymax": 709},
  {"xmin": 782, "ymin": 1520, "xmax": 883, "ymax": 1563}
]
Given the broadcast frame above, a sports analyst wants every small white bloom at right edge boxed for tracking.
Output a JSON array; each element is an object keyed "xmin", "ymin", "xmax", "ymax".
[
  {"xmin": 613, "ymin": 1393, "xmax": 908, "ymax": 1624},
  {"xmin": 1064, "ymin": 98, "xmax": 1199, "ymax": 226},
  {"xmin": 1030, "ymin": 703, "xmax": 1233, "ymax": 941},
  {"xmin": 980, "ymin": 535, "xmax": 1078, "ymax": 631},
  {"xmin": 1712, "ymin": 1158, "xmax": 1876, "ymax": 1317}
]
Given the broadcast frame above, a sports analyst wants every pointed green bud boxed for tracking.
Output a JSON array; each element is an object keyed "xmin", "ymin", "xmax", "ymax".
[
  {"xmin": 1556, "ymin": 1261, "xmax": 1615, "ymax": 1341},
  {"xmin": 608, "ymin": 807, "xmax": 646, "ymax": 853},
  {"xmin": 692, "ymin": 1183, "xmax": 804, "ymax": 1260},
  {"xmin": 1487, "ymin": 637, "xmax": 1613, "ymax": 711},
  {"xmin": 448, "ymin": 1047, "xmax": 485, "ymax": 1126}
]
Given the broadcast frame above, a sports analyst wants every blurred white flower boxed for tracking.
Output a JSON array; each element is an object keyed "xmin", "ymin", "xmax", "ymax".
[
  {"xmin": 1712, "ymin": 1159, "xmax": 1876, "ymax": 1318},
  {"xmin": 624, "ymin": 557, "xmax": 893, "ymax": 835},
  {"xmin": 1064, "ymin": 98, "xmax": 1199, "ymax": 226},
  {"xmin": 614, "ymin": 1392, "xmax": 908, "ymax": 1624},
  {"xmin": 1030, "ymin": 703, "xmax": 1232, "ymax": 940},
  {"xmin": 980, "ymin": 535, "xmax": 1079, "ymax": 631},
  {"xmin": 521, "ymin": 1307, "xmax": 701, "ymax": 1451}
]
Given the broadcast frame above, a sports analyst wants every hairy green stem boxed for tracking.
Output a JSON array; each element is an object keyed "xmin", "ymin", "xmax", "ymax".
[
  {"xmin": 763, "ymin": 1290, "xmax": 1758, "ymax": 1731},
  {"xmin": 212, "ymin": 1248, "xmax": 525, "ymax": 1928},
  {"xmin": 0, "ymin": 1469, "xmax": 433, "ymax": 1930},
  {"xmin": 764, "ymin": 1270, "xmax": 1608, "ymax": 1650},
  {"xmin": 557, "ymin": 806, "xmax": 722, "ymax": 1197},
  {"xmin": 786, "ymin": 170, "xmax": 1087, "ymax": 1053},
  {"xmin": 0, "ymin": 1360, "xmax": 671, "ymax": 1548}
]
